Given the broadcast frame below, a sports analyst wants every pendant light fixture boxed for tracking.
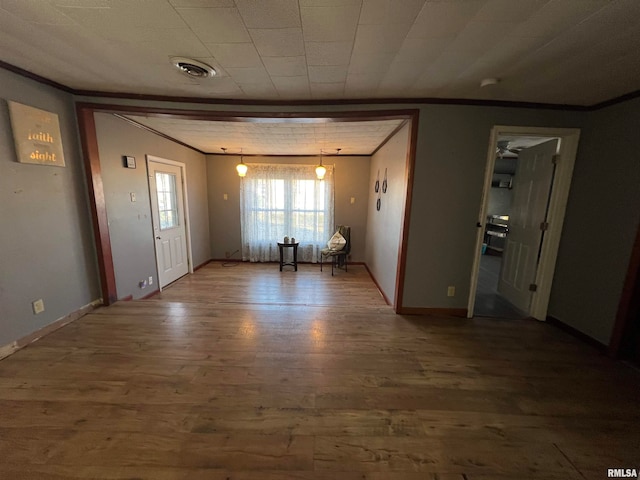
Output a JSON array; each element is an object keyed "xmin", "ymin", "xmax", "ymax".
[
  {"xmin": 236, "ymin": 148, "xmax": 247, "ymax": 177},
  {"xmin": 315, "ymin": 150, "xmax": 326, "ymax": 180},
  {"xmin": 222, "ymin": 147, "xmax": 248, "ymax": 177}
]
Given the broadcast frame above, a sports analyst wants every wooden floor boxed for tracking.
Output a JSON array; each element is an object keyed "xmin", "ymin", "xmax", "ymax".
[{"xmin": 1, "ymin": 262, "xmax": 639, "ymax": 479}]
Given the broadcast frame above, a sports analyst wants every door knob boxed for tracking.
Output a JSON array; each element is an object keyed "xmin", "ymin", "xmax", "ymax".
[
  {"xmin": 156, "ymin": 236, "xmax": 161, "ymax": 239},
  {"xmin": 476, "ymin": 222, "xmax": 483, "ymax": 228}
]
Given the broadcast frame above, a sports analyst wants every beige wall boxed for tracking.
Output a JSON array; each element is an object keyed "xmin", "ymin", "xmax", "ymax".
[
  {"xmin": 206, "ymin": 154, "xmax": 370, "ymax": 262},
  {"xmin": 365, "ymin": 123, "xmax": 410, "ymax": 305},
  {"xmin": 94, "ymin": 113, "xmax": 210, "ymax": 299}
]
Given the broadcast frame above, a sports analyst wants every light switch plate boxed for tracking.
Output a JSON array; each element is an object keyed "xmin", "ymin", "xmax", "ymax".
[{"xmin": 32, "ymin": 299, "xmax": 45, "ymax": 314}]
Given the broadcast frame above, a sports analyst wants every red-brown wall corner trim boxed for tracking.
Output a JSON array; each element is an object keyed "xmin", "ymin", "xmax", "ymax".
[{"xmin": 76, "ymin": 105, "xmax": 118, "ymax": 305}]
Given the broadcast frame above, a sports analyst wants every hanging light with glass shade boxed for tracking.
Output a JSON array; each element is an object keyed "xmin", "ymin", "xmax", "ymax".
[
  {"xmin": 236, "ymin": 148, "xmax": 248, "ymax": 177},
  {"xmin": 315, "ymin": 150, "xmax": 326, "ymax": 180}
]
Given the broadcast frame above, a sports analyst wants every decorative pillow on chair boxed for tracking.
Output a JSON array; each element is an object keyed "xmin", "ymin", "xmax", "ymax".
[{"xmin": 327, "ymin": 231, "xmax": 346, "ymax": 250}]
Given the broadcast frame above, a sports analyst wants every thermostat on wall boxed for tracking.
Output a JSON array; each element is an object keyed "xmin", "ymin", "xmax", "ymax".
[{"xmin": 123, "ymin": 156, "xmax": 136, "ymax": 169}]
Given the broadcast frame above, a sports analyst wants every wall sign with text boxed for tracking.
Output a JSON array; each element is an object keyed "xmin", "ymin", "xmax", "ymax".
[{"xmin": 8, "ymin": 100, "xmax": 66, "ymax": 167}]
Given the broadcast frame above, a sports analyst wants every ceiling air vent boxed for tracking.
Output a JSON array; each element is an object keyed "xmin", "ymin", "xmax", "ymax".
[{"xmin": 170, "ymin": 57, "xmax": 217, "ymax": 79}]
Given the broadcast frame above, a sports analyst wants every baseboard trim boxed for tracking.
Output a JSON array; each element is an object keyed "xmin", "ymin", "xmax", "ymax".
[
  {"xmin": 210, "ymin": 259, "xmax": 368, "ymax": 265},
  {"xmin": 398, "ymin": 307, "xmax": 468, "ymax": 317},
  {"xmin": 141, "ymin": 289, "xmax": 160, "ymax": 299},
  {"xmin": 546, "ymin": 315, "xmax": 608, "ymax": 352},
  {"xmin": 363, "ymin": 264, "xmax": 392, "ymax": 306},
  {"xmin": 0, "ymin": 299, "xmax": 102, "ymax": 361},
  {"xmin": 0, "ymin": 342, "xmax": 18, "ymax": 361},
  {"xmin": 194, "ymin": 259, "xmax": 213, "ymax": 271}
]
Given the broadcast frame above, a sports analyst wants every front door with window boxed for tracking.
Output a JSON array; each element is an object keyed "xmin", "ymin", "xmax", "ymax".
[{"xmin": 148, "ymin": 159, "xmax": 189, "ymax": 288}]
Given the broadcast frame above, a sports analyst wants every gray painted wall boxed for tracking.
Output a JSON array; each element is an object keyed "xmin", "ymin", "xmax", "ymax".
[
  {"xmin": 71, "ymin": 95, "xmax": 636, "ymax": 341},
  {"xmin": 94, "ymin": 113, "xmax": 210, "ymax": 299},
  {"xmin": 3, "ymin": 70, "xmax": 637, "ymax": 350},
  {"xmin": 365, "ymin": 123, "xmax": 410, "ymax": 304},
  {"xmin": 548, "ymin": 97, "xmax": 640, "ymax": 344},
  {"xmin": 401, "ymin": 104, "xmax": 583, "ymax": 309},
  {"xmin": 206, "ymin": 154, "xmax": 370, "ymax": 262},
  {"xmin": 0, "ymin": 69, "xmax": 99, "ymax": 347}
]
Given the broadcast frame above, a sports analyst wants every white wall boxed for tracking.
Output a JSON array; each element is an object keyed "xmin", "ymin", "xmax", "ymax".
[{"xmin": 365, "ymin": 123, "xmax": 410, "ymax": 304}]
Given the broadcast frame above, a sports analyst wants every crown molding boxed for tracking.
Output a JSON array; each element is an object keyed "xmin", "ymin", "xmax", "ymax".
[
  {"xmin": 2, "ymin": 61, "xmax": 638, "ymax": 112},
  {"xmin": 0, "ymin": 60, "xmax": 73, "ymax": 93}
]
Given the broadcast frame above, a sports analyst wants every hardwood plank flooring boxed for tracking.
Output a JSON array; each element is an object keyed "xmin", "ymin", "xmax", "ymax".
[{"xmin": 0, "ymin": 262, "xmax": 638, "ymax": 479}]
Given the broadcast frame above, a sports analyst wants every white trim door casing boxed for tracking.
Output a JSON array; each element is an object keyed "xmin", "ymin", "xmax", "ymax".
[
  {"xmin": 468, "ymin": 126, "xmax": 581, "ymax": 320},
  {"xmin": 147, "ymin": 155, "xmax": 194, "ymax": 290}
]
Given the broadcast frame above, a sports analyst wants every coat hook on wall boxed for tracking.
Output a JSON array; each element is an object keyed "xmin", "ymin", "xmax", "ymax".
[{"xmin": 374, "ymin": 169, "xmax": 380, "ymax": 193}]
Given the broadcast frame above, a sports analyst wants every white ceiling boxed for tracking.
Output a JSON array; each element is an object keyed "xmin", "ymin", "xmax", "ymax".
[
  {"xmin": 124, "ymin": 115, "xmax": 405, "ymax": 154},
  {"xmin": 1, "ymin": 0, "xmax": 639, "ymax": 107}
]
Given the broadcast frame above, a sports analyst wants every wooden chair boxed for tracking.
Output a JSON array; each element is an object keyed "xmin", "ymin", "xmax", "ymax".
[{"xmin": 320, "ymin": 225, "xmax": 351, "ymax": 276}]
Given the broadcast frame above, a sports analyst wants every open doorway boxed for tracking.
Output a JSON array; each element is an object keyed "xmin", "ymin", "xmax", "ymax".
[
  {"xmin": 474, "ymin": 136, "xmax": 559, "ymax": 318},
  {"xmin": 468, "ymin": 126, "xmax": 581, "ymax": 321},
  {"xmin": 76, "ymin": 104, "xmax": 418, "ymax": 309}
]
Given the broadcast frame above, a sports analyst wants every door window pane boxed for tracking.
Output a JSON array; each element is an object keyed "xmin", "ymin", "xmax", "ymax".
[{"xmin": 156, "ymin": 172, "xmax": 179, "ymax": 230}]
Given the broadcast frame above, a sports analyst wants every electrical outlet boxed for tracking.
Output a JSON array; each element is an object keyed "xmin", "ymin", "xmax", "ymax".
[
  {"xmin": 350, "ymin": 197, "xmax": 355, "ymax": 204},
  {"xmin": 148, "ymin": 276, "xmax": 153, "ymax": 285},
  {"xmin": 447, "ymin": 286, "xmax": 455, "ymax": 297},
  {"xmin": 32, "ymin": 299, "xmax": 45, "ymax": 314},
  {"xmin": 223, "ymin": 193, "xmax": 228, "ymax": 200},
  {"xmin": 130, "ymin": 192, "xmax": 136, "ymax": 202}
]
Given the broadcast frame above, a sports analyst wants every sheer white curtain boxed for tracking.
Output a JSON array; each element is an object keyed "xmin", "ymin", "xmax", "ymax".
[{"xmin": 240, "ymin": 163, "xmax": 334, "ymax": 263}]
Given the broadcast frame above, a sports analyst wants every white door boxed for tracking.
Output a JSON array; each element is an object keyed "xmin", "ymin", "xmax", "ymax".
[
  {"xmin": 498, "ymin": 139, "xmax": 559, "ymax": 313},
  {"xmin": 149, "ymin": 160, "xmax": 189, "ymax": 288}
]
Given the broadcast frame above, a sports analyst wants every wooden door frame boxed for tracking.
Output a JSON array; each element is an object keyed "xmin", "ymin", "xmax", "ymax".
[
  {"xmin": 75, "ymin": 102, "xmax": 419, "ymax": 307},
  {"xmin": 146, "ymin": 155, "xmax": 194, "ymax": 291},
  {"xmin": 609, "ymin": 218, "xmax": 640, "ymax": 357},
  {"xmin": 467, "ymin": 125, "xmax": 581, "ymax": 320}
]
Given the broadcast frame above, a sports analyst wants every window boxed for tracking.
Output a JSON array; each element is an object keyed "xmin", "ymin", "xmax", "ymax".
[
  {"xmin": 155, "ymin": 172, "xmax": 179, "ymax": 230},
  {"xmin": 240, "ymin": 164, "xmax": 334, "ymax": 262}
]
